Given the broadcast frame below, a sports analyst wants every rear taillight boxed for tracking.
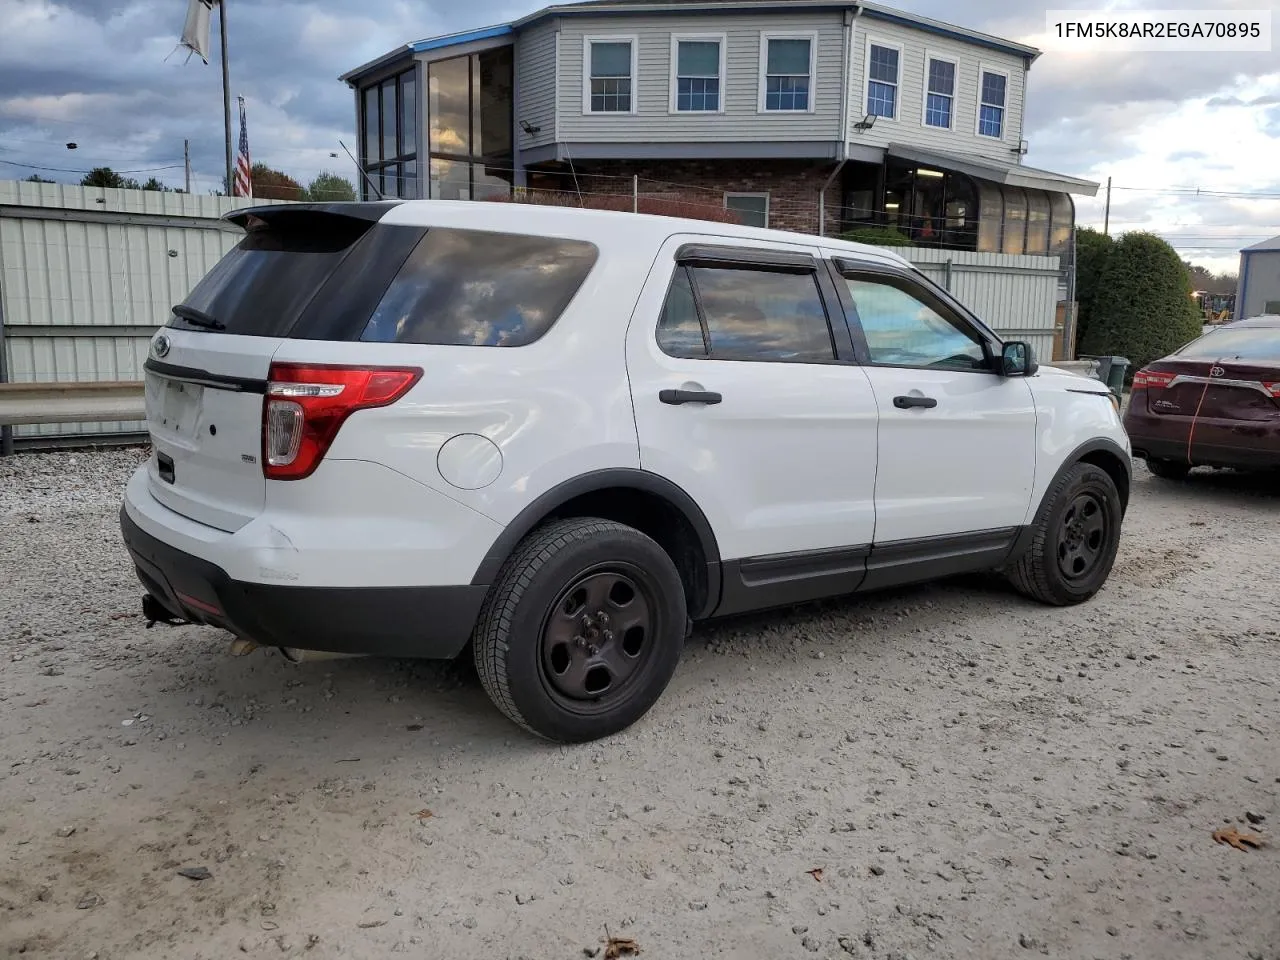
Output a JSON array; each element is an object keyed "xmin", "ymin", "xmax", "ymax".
[
  {"xmin": 262, "ymin": 363, "xmax": 422, "ymax": 480},
  {"xmin": 1132, "ymin": 369, "xmax": 1176, "ymax": 391},
  {"xmin": 1263, "ymin": 382, "xmax": 1280, "ymax": 399}
]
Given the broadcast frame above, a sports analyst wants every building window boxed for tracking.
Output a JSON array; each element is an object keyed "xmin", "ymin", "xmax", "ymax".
[
  {"xmin": 359, "ymin": 67, "xmax": 419, "ymax": 199},
  {"xmin": 585, "ymin": 37, "xmax": 636, "ymax": 113},
  {"xmin": 866, "ymin": 41, "xmax": 900, "ymax": 119},
  {"xmin": 761, "ymin": 34, "xmax": 815, "ymax": 112},
  {"xmin": 425, "ymin": 46, "xmax": 513, "ymax": 201},
  {"xmin": 1001, "ymin": 186, "xmax": 1028, "ymax": 255},
  {"xmin": 978, "ymin": 67, "xmax": 1008, "ymax": 138},
  {"xmin": 672, "ymin": 36, "xmax": 724, "ymax": 112},
  {"xmin": 725, "ymin": 193, "xmax": 769, "ymax": 228},
  {"xmin": 923, "ymin": 55, "xmax": 955, "ymax": 129}
]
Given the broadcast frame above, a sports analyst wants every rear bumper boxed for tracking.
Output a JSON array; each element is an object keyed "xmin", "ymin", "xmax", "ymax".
[
  {"xmin": 1126, "ymin": 417, "xmax": 1280, "ymax": 470},
  {"xmin": 120, "ymin": 507, "xmax": 487, "ymax": 658}
]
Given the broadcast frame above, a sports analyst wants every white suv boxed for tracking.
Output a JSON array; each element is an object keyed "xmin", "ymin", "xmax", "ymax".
[{"xmin": 120, "ymin": 200, "xmax": 1131, "ymax": 742}]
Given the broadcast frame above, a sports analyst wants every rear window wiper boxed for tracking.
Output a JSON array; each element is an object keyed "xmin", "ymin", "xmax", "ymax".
[{"xmin": 171, "ymin": 304, "xmax": 226, "ymax": 331}]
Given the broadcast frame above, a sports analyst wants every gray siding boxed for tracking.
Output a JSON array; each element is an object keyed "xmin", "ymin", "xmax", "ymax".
[
  {"xmin": 516, "ymin": 21, "xmax": 558, "ymax": 151},
  {"xmin": 556, "ymin": 13, "xmax": 847, "ymax": 143},
  {"xmin": 848, "ymin": 19, "xmax": 1026, "ymax": 153},
  {"xmin": 1239, "ymin": 249, "xmax": 1280, "ymax": 318}
]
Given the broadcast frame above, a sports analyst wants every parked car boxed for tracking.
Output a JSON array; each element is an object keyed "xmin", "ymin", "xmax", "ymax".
[
  {"xmin": 120, "ymin": 200, "xmax": 1131, "ymax": 742},
  {"xmin": 1125, "ymin": 314, "xmax": 1280, "ymax": 479}
]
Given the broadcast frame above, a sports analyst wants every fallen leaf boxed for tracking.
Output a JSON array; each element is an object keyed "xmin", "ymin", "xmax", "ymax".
[
  {"xmin": 414, "ymin": 809, "xmax": 433, "ymax": 821},
  {"xmin": 178, "ymin": 866, "xmax": 212, "ymax": 881},
  {"xmin": 603, "ymin": 935, "xmax": 640, "ymax": 959},
  {"xmin": 357, "ymin": 919, "xmax": 387, "ymax": 929},
  {"xmin": 1213, "ymin": 826, "xmax": 1266, "ymax": 852},
  {"xmin": 807, "ymin": 867, "xmax": 825, "ymax": 882}
]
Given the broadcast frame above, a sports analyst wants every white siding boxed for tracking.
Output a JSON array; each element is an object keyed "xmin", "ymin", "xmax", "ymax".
[
  {"xmin": 516, "ymin": 21, "xmax": 559, "ymax": 151},
  {"xmin": 556, "ymin": 12, "xmax": 847, "ymax": 143},
  {"xmin": 0, "ymin": 182, "xmax": 289, "ymax": 439},
  {"xmin": 848, "ymin": 18, "xmax": 1026, "ymax": 153}
]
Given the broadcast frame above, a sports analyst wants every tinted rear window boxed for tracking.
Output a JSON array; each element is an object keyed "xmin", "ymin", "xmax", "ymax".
[
  {"xmin": 1176, "ymin": 326, "xmax": 1280, "ymax": 361},
  {"xmin": 359, "ymin": 228, "xmax": 599, "ymax": 347},
  {"xmin": 172, "ymin": 211, "xmax": 374, "ymax": 337}
]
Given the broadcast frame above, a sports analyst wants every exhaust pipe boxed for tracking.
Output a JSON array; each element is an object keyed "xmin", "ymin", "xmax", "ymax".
[{"xmin": 278, "ymin": 647, "xmax": 365, "ymax": 664}]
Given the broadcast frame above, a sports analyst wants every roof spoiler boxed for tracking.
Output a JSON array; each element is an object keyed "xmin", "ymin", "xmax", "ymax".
[{"xmin": 222, "ymin": 200, "xmax": 404, "ymax": 230}]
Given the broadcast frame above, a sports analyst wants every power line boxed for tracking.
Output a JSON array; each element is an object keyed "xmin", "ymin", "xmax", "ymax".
[{"xmin": 0, "ymin": 158, "xmax": 186, "ymax": 175}]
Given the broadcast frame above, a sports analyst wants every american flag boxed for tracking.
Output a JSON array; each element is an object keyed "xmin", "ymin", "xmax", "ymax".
[{"xmin": 233, "ymin": 96, "xmax": 252, "ymax": 198}]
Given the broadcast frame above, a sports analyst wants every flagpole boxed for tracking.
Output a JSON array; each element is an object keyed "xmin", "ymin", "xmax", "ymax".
[{"xmin": 219, "ymin": 0, "xmax": 232, "ymax": 194}]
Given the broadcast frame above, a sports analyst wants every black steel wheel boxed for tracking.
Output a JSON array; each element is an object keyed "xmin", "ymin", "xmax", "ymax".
[
  {"xmin": 1056, "ymin": 491, "xmax": 1108, "ymax": 581},
  {"xmin": 1008, "ymin": 462, "xmax": 1123, "ymax": 606},
  {"xmin": 473, "ymin": 518, "xmax": 686, "ymax": 742}
]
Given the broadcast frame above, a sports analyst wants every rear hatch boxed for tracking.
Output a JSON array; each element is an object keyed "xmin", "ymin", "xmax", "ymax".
[
  {"xmin": 144, "ymin": 203, "xmax": 418, "ymax": 532},
  {"xmin": 1140, "ymin": 323, "xmax": 1280, "ymax": 422}
]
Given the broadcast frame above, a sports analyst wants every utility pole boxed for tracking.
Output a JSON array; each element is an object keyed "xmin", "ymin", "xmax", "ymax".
[
  {"xmin": 184, "ymin": 139, "xmax": 192, "ymax": 194},
  {"xmin": 219, "ymin": 0, "xmax": 232, "ymax": 195},
  {"xmin": 1103, "ymin": 176, "xmax": 1112, "ymax": 236}
]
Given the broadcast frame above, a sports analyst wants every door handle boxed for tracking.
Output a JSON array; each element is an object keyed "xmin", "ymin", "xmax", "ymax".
[
  {"xmin": 660, "ymin": 389, "xmax": 722, "ymax": 406},
  {"xmin": 893, "ymin": 395, "xmax": 937, "ymax": 410}
]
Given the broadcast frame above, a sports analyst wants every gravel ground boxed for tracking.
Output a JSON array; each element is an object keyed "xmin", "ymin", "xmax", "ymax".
[{"xmin": 1, "ymin": 448, "xmax": 1278, "ymax": 960}]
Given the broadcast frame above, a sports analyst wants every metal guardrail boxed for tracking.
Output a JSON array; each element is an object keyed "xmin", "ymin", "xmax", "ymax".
[{"xmin": 0, "ymin": 381, "xmax": 145, "ymax": 426}]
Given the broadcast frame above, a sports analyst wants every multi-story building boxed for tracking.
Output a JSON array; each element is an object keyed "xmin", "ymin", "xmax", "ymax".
[{"xmin": 340, "ymin": 0, "xmax": 1098, "ymax": 259}]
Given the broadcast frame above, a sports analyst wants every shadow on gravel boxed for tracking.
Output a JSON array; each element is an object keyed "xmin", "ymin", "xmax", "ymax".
[{"xmin": 1142, "ymin": 467, "xmax": 1280, "ymax": 505}]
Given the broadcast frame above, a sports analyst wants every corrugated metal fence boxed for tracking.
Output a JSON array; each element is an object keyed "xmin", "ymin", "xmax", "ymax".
[
  {"xmin": 905, "ymin": 248, "xmax": 1063, "ymax": 362},
  {"xmin": 0, "ymin": 181, "xmax": 285, "ymax": 442},
  {"xmin": 0, "ymin": 180, "xmax": 1065, "ymax": 446}
]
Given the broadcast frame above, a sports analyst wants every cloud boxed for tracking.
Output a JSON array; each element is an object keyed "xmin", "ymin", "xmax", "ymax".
[{"xmin": 1, "ymin": 0, "xmax": 1277, "ymax": 274}]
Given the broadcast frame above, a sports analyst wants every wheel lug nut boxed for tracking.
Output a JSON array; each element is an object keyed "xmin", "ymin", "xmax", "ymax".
[{"xmin": 588, "ymin": 644, "xmax": 599, "ymax": 656}]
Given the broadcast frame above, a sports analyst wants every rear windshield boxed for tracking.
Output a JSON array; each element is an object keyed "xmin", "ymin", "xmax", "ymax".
[
  {"xmin": 359, "ymin": 228, "xmax": 599, "ymax": 347},
  {"xmin": 1176, "ymin": 326, "xmax": 1280, "ymax": 362},
  {"xmin": 171, "ymin": 211, "xmax": 375, "ymax": 337}
]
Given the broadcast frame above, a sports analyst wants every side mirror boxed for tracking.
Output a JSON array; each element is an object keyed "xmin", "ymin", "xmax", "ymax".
[{"xmin": 1001, "ymin": 341, "xmax": 1038, "ymax": 377}]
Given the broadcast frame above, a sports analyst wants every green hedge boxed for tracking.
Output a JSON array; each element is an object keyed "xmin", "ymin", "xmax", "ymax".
[
  {"xmin": 839, "ymin": 226, "xmax": 915, "ymax": 247},
  {"xmin": 1078, "ymin": 231, "xmax": 1203, "ymax": 370}
]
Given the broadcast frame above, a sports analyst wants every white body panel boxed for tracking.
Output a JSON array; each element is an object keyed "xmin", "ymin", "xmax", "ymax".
[
  {"xmin": 124, "ymin": 458, "xmax": 502, "ymax": 588},
  {"xmin": 624, "ymin": 233, "xmax": 879, "ymax": 561},
  {"xmin": 1023, "ymin": 369, "xmax": 1131, "ymax": 524},
  {"xmin": 143, "ymin": 329, "xmax": 281, "ymax": 533},
  {"xmin": 860, "ymin": 366, "xmax": 1037, "ymax": 542}
]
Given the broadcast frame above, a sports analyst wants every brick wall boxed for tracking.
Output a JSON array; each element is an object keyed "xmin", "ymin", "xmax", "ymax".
[{"xmin": 567, "ymin": 159, "xmax": 844, "ymax": 236}]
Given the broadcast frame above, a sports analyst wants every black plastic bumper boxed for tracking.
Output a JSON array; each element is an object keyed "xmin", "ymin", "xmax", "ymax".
[{"xmin": 119, "ymin": 507, "xmax": 487, "ymax": 659}]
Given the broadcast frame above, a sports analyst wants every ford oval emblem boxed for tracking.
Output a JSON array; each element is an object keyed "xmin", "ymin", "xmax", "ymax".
[{"xmin": 152, "ymin": 333, "xmax": 171, "ymax": 359}]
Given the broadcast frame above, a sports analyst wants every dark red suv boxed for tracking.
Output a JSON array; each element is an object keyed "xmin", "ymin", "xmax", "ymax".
[{"xmin": 1124, "ymin": 315, "xmax": 1280, "ymax": 479}]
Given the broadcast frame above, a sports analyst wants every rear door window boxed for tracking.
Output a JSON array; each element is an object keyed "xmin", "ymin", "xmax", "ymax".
[
  {"xmin": 172, "ymin": 210, "xmax": 377, "ymax": 338},
  {"xmin": 656, "ymin": 264, "xmax": 836, "ymax": 362},
  {"xmin": 359, "ymin": 228, "xmax": 599, "ymax": 346}
]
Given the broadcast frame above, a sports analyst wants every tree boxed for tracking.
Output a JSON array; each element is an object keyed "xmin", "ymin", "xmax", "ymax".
[
  {"xmin": 248, "ymin": 162, "xmax": 305, "ymax": 201},
  {"xmin": 80, "ymin": 167, "xmax": 126, "ymax": 188},
  {"xmin": 1072, "ymin": 227, "xmax": 1114, "ymax": 350},
  {"xmin": 1080, "ymin": 231, "xmax": 1203, "ymax": 370},
  {"xmin": 140, "ymin": 177, "xmax": 174, "ymax": 192},
  {"xmin": 306, "ymin": 171, "xmax": 356, "ymax": 202},
  {"xmin": 24, "ymin": 174, "xmax": 55, "ymax": 183}
]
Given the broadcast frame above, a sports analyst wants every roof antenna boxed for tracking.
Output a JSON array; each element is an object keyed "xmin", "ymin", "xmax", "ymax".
[{"xmin": 339, "ymin": 139, "xmax": 384, "ymax": 200}]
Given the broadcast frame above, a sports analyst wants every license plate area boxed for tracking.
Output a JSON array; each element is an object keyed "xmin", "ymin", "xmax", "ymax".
[{"xmin": 158, "ymin": 378, "xmax": 204, "ymax": 437}]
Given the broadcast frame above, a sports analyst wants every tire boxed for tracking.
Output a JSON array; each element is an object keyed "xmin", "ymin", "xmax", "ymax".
[
  {"xmin": 1007, "ymin": 462, "xmax": 1123, "ymax": 606},
  {"xmin": 1145, "ymin": 457, "xmax": 1191, "ymax": 481},
  {"xmin": 472, "ymin": 517, "xmax": 686, "ymax": 743}
]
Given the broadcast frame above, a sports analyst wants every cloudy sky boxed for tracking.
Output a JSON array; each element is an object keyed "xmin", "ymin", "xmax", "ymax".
[{"xmin": 1, "ymin": 0, "xmax": 1277, "ymax": 273}]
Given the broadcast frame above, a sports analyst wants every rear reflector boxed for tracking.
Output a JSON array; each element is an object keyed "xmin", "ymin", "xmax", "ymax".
[
  {"xmin": 1132, "ymin": 369, "xmax": 1176, "ymax": 391},
  {"xmin": 262, "ymin": 363, "xmax": 422, "ymax": 481},
  {"xmin": 177, "ymin": 592, "xmax": 222, "ymax": 617},
  {"xmin": 1263, "ymin": 382, "xmax": 1280, "ymax": 399}
]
